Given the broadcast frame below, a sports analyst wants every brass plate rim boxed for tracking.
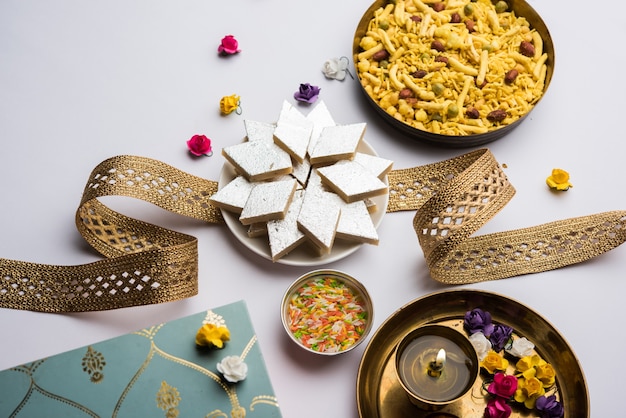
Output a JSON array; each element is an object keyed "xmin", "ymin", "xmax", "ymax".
[{"xmin": 356, "ymin": 289, "xmax": 589, "ymax": 418}]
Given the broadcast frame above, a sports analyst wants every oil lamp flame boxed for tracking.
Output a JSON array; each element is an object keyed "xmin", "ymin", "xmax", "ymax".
[
  {"xmin": 427, "ymin": 348, "xmax": 446, "ymax": 377},
  {"xmin": 436, "ymin": 348, "xmax": 446, "ymax": 369}
]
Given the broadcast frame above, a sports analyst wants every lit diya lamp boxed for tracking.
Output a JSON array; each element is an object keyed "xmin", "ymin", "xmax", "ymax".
[{"xmin": 395, "ymin": 325, "xmax": 479, "ymax": 410}]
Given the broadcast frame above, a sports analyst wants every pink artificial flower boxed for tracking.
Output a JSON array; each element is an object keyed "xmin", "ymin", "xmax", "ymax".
[
  {"xmin": 488, "ymin": 373, "xmax": 518, "ymax": 399},
  {"xmin": 218, "ymin": 35, "xmax": 240, "ymax": 56},
  {"xmin": 484, "ymin": 397, "xmax": 512, "ymax": 418},
  {"xmin": 187, "ymin": 134, "xmax": 213, "ymax": 157}
]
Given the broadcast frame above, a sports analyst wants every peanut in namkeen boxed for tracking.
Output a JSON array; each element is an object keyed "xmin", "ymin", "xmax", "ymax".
[{"xmin": 356, "ymin": 0, "xmax": 549, "ymax": 136}]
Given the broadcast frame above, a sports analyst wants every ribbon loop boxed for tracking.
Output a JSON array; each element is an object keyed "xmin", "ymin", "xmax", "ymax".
[
  {"xmin": 1, "ymin": 151, "xmax": 625, "ymax": 312},
  {"xmin": 1, "ymin": 156, "xmax": 223, "ymax": 312},
  {"xmin": 388, "ymin": 149, "xmax": 626, "ymax": 283}
]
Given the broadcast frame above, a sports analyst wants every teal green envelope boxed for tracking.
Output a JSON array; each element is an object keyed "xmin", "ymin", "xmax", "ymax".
[{"xmin": 0, "ymin": 300, "xmax": 282, "ymax": 417}]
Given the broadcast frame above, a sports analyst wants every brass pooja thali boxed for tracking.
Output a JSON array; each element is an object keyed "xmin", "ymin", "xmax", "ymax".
[
  {"xmin": 353, "ymin": 0, "xmax": 555, "ymax": 147},
  {"xmin": 356, "ymin": 290, "xmax": 589, "ymax": 417}
]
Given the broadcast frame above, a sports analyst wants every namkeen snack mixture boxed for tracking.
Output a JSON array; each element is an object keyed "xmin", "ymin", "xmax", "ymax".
[
  {"xmin": 356, "ymin": 0, "xmax": 549, "ymax": 136},
  {"xmin": 287, "ymin": 275, "xmax": 369, "ymax": 353}
]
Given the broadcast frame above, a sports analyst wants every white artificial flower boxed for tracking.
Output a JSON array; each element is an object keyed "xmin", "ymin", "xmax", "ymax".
[
  {"xmin": 505, "ymin": 337, "xmax": 535, "ymax": 358},
  {"xmin": 469, "ymin": 332, "xmax": 492, "ymax": 361},
  {"xmin": 217, "ymin": 355, "xmax": 248, "ymax": 383},
  {"xmin": 322, "ymin": 57, "xmax": 348, "ymax": 81}
]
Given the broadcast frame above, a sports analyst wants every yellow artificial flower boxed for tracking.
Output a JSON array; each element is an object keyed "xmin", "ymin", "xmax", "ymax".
[
  {"xmin": 514, "ymin": 376, "xmax": 546, "ymax": 409},
  {"xmin": 220, "ymin": 94, "xmax": 240, "ymax": 115},
  {"xmin": 516, "ymin": 354, "xmax": 540, "ymax": 372},
  {"xmin": 546, "ymin": 168, "xmax": 572, "ymax": 191},
  {"xmin": 516, "ymin": 354, "xmax": 554, "ymax": 381},
  {"xmin": 535, "ymin": 362, "xmax": 556, "ymax": 387},
  {"xmin": 480, "ymin": 350, "xmax": 509, "ymax": 374},
  {"xmin": 195, "ymin": 323, "xmax": 231, "ymax": 348}
]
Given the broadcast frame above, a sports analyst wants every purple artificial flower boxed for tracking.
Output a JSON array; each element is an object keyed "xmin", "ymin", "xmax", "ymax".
[
  {"xmin": 489, "ymin": 323, "xmax": 513, "ymax": 352},
  {"xmin": 464, "ymin": 308, "xmax": 494, "ymax": 336},
  {"xmin": 294, "ymin": 83, "xmax": 320, "ymax": 104},
  {"xmin": 535, "ymin": 395, "xmax": 564, "ymax": 418}
]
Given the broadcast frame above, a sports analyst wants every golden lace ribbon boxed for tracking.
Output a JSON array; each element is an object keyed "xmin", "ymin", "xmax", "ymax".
[{"xmin": 1, "ymin": 150, "xmax": 625, "ymax": 312}]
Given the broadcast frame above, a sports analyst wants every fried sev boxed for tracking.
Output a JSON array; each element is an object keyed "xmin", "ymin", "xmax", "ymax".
[{"xmin": 356, "ymin": 0, "xmax": 548, "ymax": 136}]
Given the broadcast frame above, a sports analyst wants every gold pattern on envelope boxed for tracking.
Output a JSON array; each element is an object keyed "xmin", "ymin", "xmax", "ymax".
[
  {"xmin": 9, "ymin": 360, "xmax": 100, "ymax": 417},
  {"xmin": 114, "ymin": 319, "xmax": 272, "ymax": 418},
  {"xmin": 206, "ymin": 411, "xmax": 228, "ymax": 417},
  {"xmin": 250, "ymin": 395, "xmax": 281, "ymax": 411},
  {"xmin": 156, "ymin": 380, "xmax": 181, "ymax": 418},
  {"xmin": 203, "ymin": 309, "xmax": 227, "ymax": 328},
  {"xmin": 119, "ymin": 325, "xmax": 237, "ymax": 416},
  {"xmin": 1, "ymin": 151, "xmax": 625, "ymax": 312},
  {"xmin": 240, "ymin": 335, "xmax": 257, "ymax": 361},
  {"xmin": 1, "ymin": 303, "xmax": 279, "ymax": 417},
  {"xmin": 81, "ymin": 345, "xmax": 106, "ymax": 383}
]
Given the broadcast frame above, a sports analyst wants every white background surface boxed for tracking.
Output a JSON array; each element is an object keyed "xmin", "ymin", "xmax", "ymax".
[{"xmin": 1, "ymin": 0, "xmax": 625, "ymax": 416}]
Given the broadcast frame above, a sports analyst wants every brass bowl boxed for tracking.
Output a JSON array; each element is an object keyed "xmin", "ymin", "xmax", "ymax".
[
  {"xmin": 281, "ymin": 269, "xmax": 374, "ymax": 355},
  {"xmin": 395, "ymin": 325, "xmax": 479, "ymax": 411},
  {"xmin": 353, "ymin": 0, "xmax": 555, "ymax": 147}
]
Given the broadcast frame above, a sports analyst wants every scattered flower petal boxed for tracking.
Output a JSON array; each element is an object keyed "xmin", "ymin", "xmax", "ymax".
[
  {"xmin": 218, "ymin": 35, "xmax": 240, "ymax": 56},
  {"xmin": 546, "ymin": 168, "xmax": 572, "ymax": 191},
  {"xmin": 220, "ymin": 94, "xmax": 241, "ymax": 115},
  {"xmin": 186, "ymin": 134, "xmax": 213, "ymax": 157},
  {"xmin": 294, "ymin": 83, "xmax": 320, "ymax": 104},
  {"xmin": 217, "ymin": 355, "xmax": 248, "ymax": 383}
]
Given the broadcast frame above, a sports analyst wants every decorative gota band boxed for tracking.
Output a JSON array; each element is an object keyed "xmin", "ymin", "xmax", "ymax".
[
  {"xmin": 1, "ymin": 151, "xmax": 625, "ymax": 312},
  {"xmin": 387, "ymin": 149, "xmax": 626, "ymax": 284},
  {"xmin": 1, "ymin": 156, "xmax": 223, "ymax": 313}
]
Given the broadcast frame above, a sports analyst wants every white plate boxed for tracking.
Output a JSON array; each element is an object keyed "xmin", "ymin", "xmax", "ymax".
[{"xmin": 218, "ymin": 140, "xmax": 389, "ymax": 266}]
